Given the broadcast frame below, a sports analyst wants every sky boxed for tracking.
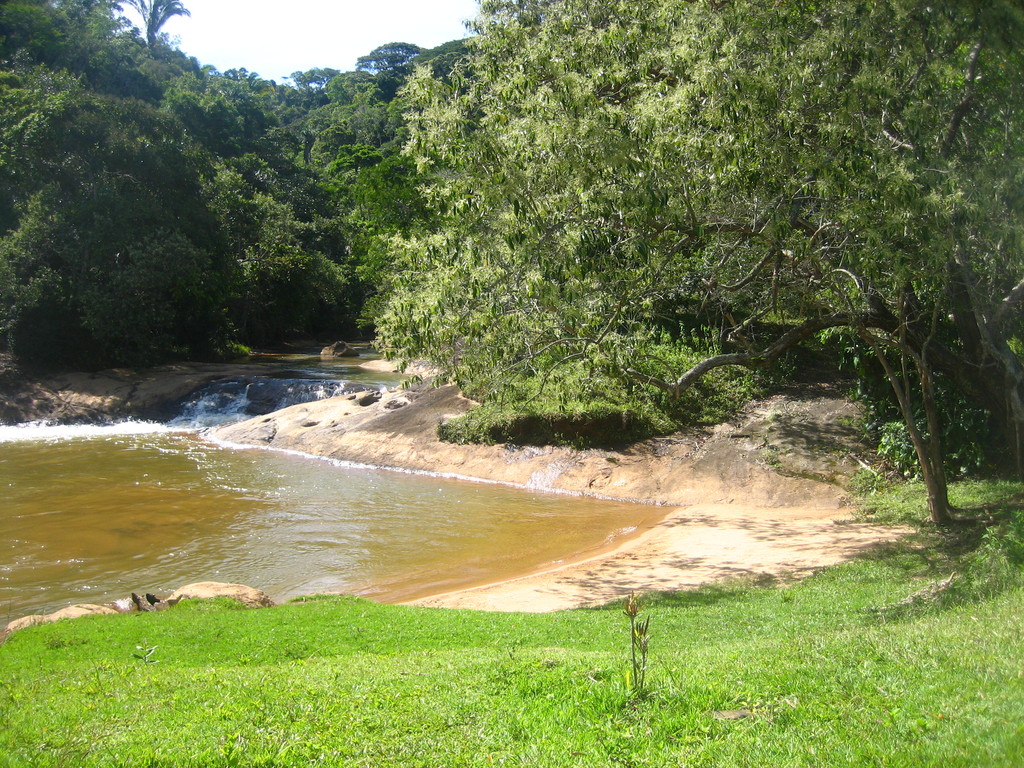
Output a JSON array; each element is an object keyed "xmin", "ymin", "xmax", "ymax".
[{"xmin": 134, "ymin": 0, "xmax": 480, "ymax": 82}]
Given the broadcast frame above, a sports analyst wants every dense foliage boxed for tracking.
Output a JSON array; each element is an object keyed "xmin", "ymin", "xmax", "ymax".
[
  {"xmin": 378, "ymin": 0, "xmax": 1024, "ymax": 520},
  {"xmin": 0, "ymin": 0, "xmax": 460, "ymax": 369}
]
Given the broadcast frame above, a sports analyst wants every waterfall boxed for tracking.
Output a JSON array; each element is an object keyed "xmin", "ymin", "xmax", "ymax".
[{"xmin": 169, "ymin": 376, "xmax": 375, "ymax": 428}]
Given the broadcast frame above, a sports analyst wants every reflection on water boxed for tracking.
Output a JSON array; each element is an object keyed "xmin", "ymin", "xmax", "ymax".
[{"xmin": 0, "ymin": 426, "xmax": 663, "ymax": 617}]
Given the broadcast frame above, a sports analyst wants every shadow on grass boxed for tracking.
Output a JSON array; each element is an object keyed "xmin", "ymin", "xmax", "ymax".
[
  {"xmin": 585, "ymin": 575, "xmax": 784, "ymax": 613},
  {"xmin": 868, "ymin": 503, "xmax": 1024, "ymax": 622},
  {"xmin": 587, "ymin": 502, "xmax": 1020, "ymax": 619}
]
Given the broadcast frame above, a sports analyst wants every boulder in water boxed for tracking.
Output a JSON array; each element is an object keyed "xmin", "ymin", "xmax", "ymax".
[
  {"xmin": 168, "ymin": 581, "xmax": 276, "ymax": 608},
  {"xmin": 320, "ymin": 341, "xmax": 360, "ymax": 358}
]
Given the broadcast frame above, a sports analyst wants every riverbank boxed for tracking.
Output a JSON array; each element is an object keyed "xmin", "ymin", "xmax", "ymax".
[
  {"xmin": 1, "ymin": 353, "xmax": 910, "ymax": 612},
  {"xmin": 210, "ymin": 380, "xmax": 909, "ymax": 611}
]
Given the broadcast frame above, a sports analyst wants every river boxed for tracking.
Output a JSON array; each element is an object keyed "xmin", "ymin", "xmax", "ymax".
[{"xmin": 0, "ymin": 355, "xmax": 662, "ymax": 618}]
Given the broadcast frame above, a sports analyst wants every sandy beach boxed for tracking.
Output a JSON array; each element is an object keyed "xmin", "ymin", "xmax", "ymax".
[{"xmin": 409, "ymin": 502, "xmax": 906, "ymax": 611}]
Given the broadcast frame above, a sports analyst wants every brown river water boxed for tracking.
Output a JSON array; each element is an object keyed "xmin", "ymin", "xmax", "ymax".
[{"xmin": 0, "ymin": 424, "xmax": 663, "ymax": 618}]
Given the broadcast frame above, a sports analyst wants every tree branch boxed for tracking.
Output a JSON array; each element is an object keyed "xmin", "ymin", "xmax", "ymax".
[
  {"xmin": 719, "ymin": 248, "xmax": 780, "ymax": 291},
  {"xmin": 941, "ymin": 41, "xmax": 983, "ymax": 158},
  {"xmin": 624, "ymin": 313, "xmax": 860, "ymax": 399},
  {"xmin": 881, "ymin": 110, "xmax": 916, "ymax": 151}
]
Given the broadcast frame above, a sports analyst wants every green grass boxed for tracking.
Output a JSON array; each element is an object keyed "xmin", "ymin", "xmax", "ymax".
[{"xmin": 2, "ymin": 484, "xmax": 1023, "ymax": 766}]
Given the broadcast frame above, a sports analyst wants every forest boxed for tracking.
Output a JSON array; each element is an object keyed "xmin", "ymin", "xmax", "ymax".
[
  {"xmin": 3, "ymin": 0, "xmax": 1024, "ymax": 521},
  {"xmin": 0, "ymin": 0, "xmax": 461, "ymax": 367}
]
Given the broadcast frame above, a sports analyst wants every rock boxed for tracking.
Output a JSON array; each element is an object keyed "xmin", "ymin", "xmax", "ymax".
[
  {"xmin": 131, "ymin": 592, "xmax": 156, "ymax": 612},
  {"xmin": 168, "ymin": 581, "xmax": 276, "ymax": 608},
  {"xmin": 243, "ymin": 378, "xmax": 292, "ymax": 414},
  {"xmin": 252, "ymin": 422, "xmax": 278, "ymax": 443},
  {"xmin": 131, "ymin": 592, "xmax": 176, "ymax": 612},
  {"xmin": 320, "ymin": 341, "xmax": 360, "ymax": 358},
  {"xmin": 48, "ymin": 604, "xmax": 118, "ymax": 621},
  {"xmin": 4, "ymin": 615, "xmax": 47, "ymax": 635},
  {"xmin": 355, "ymin": 390, "xmax": 382, "ymax": 407},
  {"xmin": 3, "ymin": 603, "xmax": 118, "ymax": 636}
]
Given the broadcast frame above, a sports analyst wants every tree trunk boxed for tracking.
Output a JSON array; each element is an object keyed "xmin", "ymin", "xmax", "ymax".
[
  {"xmin": 917, "ymin": 352, "xmax": 955, "ymax": 525},
  {"xmin": 862, "ymin": 331, "xmax": 955, "ymax": 525}
]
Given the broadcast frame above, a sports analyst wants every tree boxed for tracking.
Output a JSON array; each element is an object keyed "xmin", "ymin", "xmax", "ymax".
[
  {"xmin": 0, "ymin": 1, "xmax": 63, "ymax": 64},
  {"xmin": 205, "ymin": 163, "xmax": 351, "ymax": 346},
  {"xmin": 120, "ymin": 0, "xmax": 190, "ymax": 48},
  {"xmin": 288, "ymin": 68, "xmax": 342, "ymax": 93},
  {"xmin": 378, "ymin": 0, "xmax": 1024, "ymax": 524},
  {"xmin": 162, "ymin": 70, "xmax": 277, "ymax": 157},
  {"xmin": 356, "ymin": 42, "xmax": 424, "ymax": 101},
  {"xmin": 355, "ymin": 42, "xmax": 423, "ymax": 76},
  {"xmin": 412, "ymin": 39, "xmax": 470, "ymax": 83}
]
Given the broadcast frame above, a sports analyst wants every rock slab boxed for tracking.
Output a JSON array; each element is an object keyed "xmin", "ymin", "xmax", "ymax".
[
  {"xmin": 168, "ymin": 581, "xmax": 276, "ymax": 608},
  {"xmin": 4, "ymin": 604, "xmax": 118, "ymax": 635}
]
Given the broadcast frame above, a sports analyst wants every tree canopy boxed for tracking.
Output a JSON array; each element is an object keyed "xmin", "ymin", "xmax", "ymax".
[
  {"xmin": 355, "ymin": 42, "xmax": 423, "ymax": 76},
  {"xmin": 377, "ymin": 0, "xmax": 1024, "ymax": 521}
]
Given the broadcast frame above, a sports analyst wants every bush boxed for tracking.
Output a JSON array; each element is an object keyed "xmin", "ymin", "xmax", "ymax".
[
  {"xmin": 438, "ymin": 401, "xmax": 669, "ymax": 448},
  {"xmin": 963, "ymin": 509, "xmax": 1024, "ymax": 598},
  {"xmin": 437, "ymin": 337, "xmax": 760, "ymax": 448}
]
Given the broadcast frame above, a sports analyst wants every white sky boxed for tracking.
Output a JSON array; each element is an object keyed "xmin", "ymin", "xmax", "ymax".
[{"xmin": 130, "ymin": 0, "xmax": 480, "ymax": 82}]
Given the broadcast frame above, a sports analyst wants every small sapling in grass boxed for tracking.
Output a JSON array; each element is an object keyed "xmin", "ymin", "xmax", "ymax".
[
  {"xmin": 623, "ymin": 592, "xmax": 651, "ymax": 698},
  {"xmin": 133, "ymin": 644, "xmax": 159, "ymax": 664}
]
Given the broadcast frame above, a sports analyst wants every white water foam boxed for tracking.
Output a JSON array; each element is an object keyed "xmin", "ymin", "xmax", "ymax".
[
  {"xmin": 167, "ymin": 378, "xmax": 369, "ymax": 429},
  {"xmin": 0, "ymin": 421, "xmax": 180, "ymax": 444}
]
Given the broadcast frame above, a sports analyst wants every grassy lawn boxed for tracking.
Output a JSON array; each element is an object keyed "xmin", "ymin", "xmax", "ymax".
[{"xmin": 2, "ymin": 483, "xmax": 1023, "ymax": 767}]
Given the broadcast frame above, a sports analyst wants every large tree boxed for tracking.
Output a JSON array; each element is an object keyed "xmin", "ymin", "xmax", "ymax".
[
  {"xmin": 120, "ymin": 0, "xmax": 190, "ymax": 48},
  {"xmin": 355, "ymin": 42, "xmax": 423, "ymax": 76},
  {"xmin": 378, "ymin": 0, "xmax": 1024, "ymax": 523}
]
